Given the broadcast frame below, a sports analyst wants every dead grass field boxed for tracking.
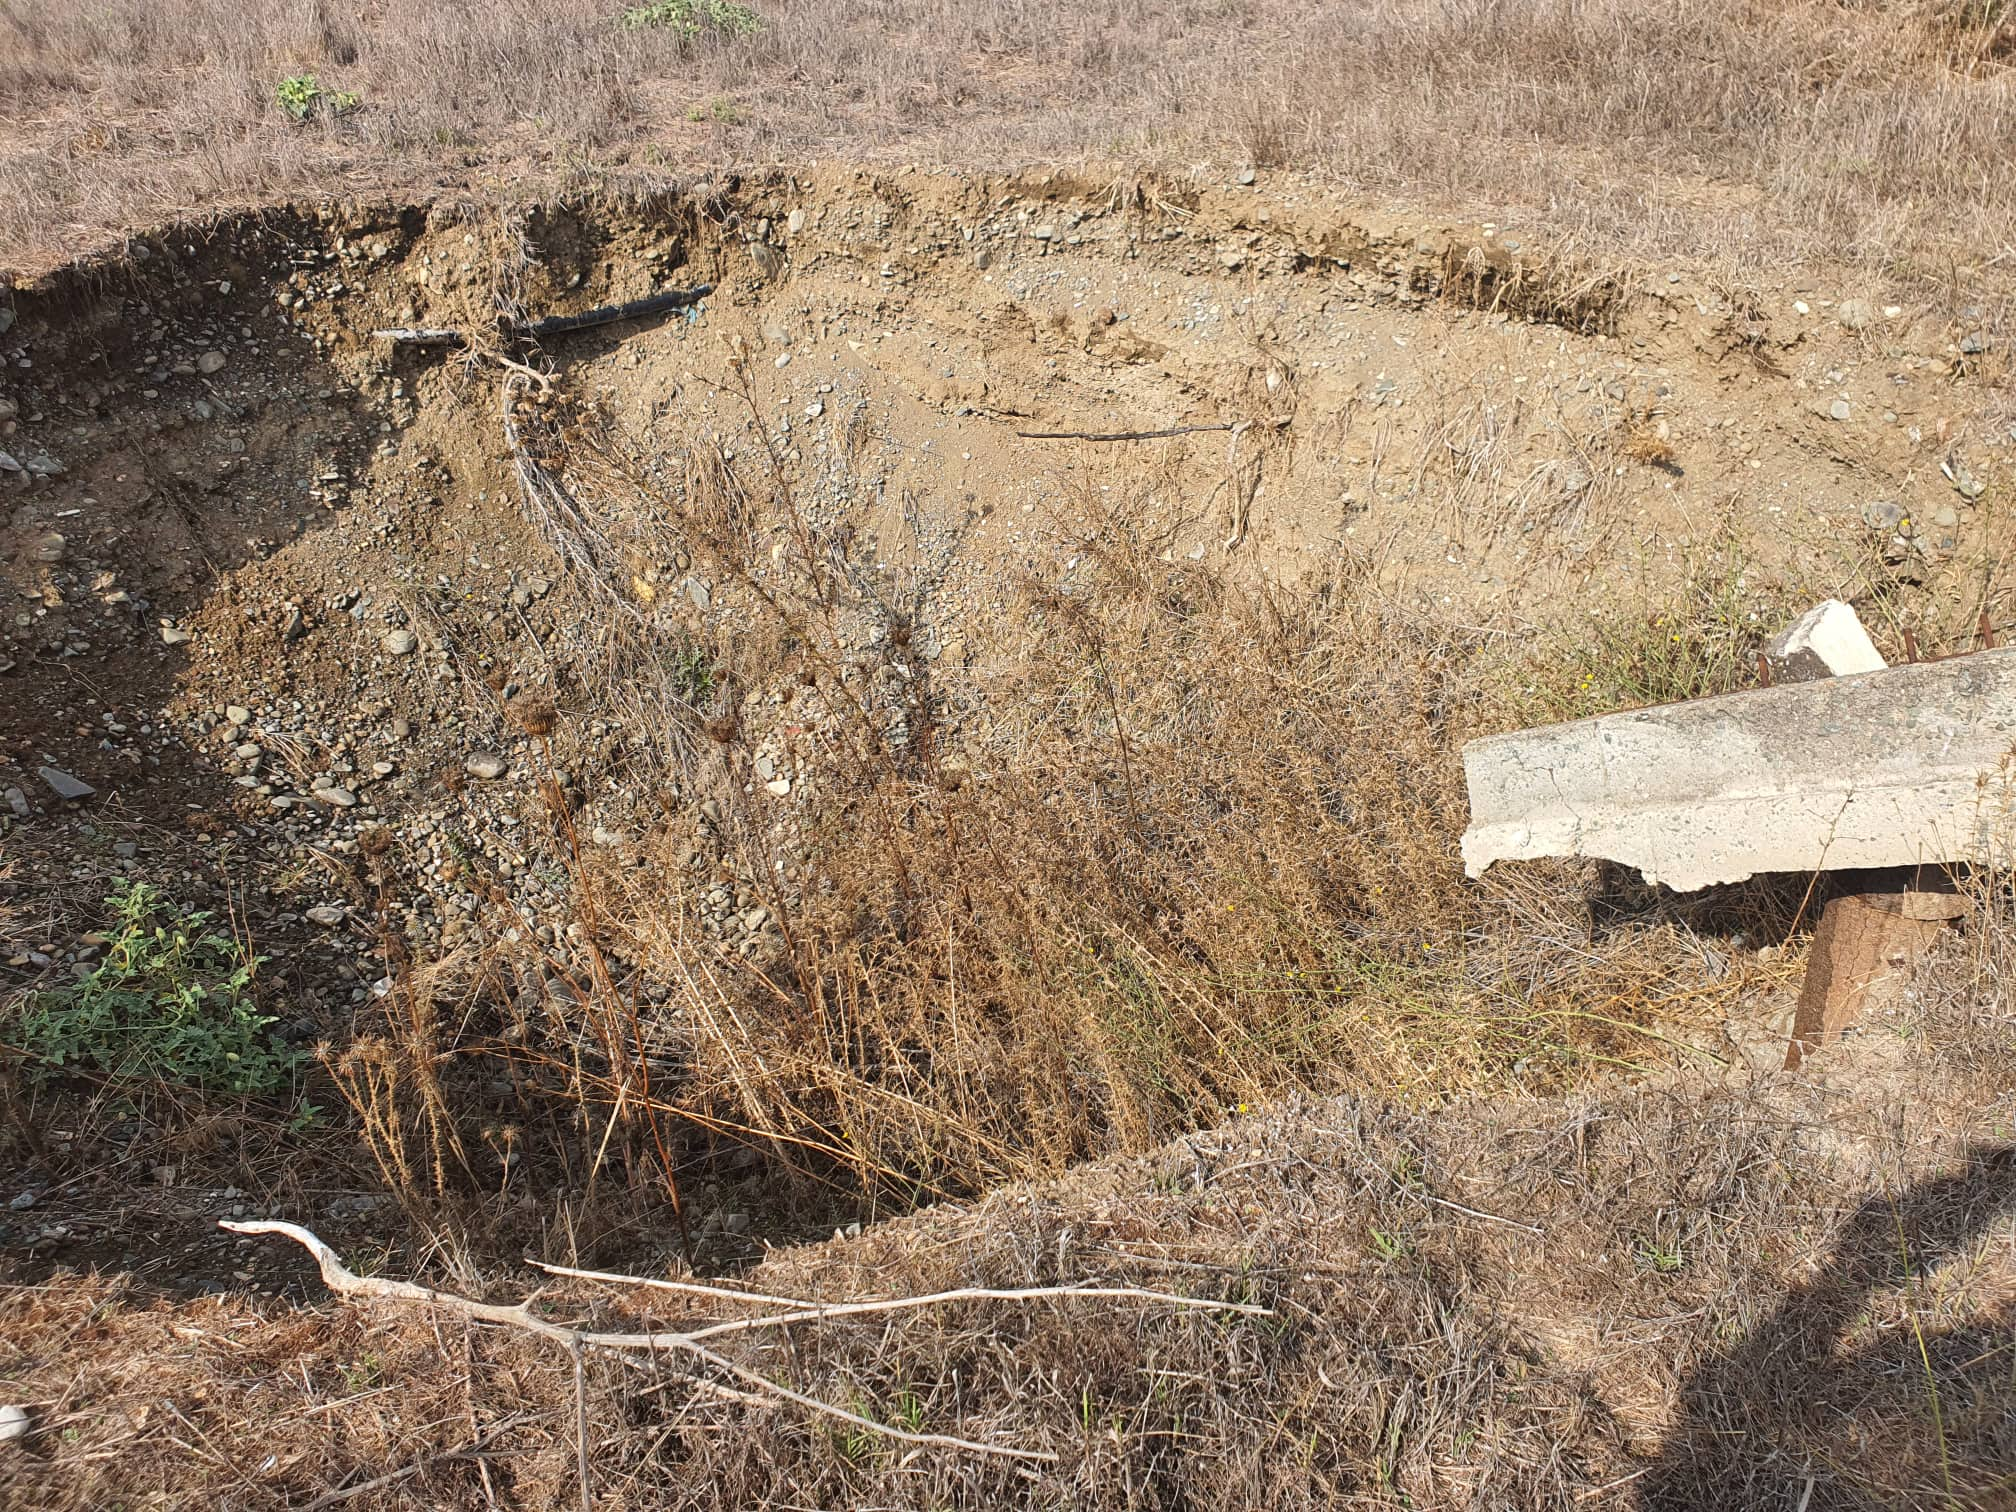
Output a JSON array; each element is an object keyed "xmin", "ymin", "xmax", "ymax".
[{"xmin": 4, "ymin": 0, "xmax": 2016, "ymax": 289}]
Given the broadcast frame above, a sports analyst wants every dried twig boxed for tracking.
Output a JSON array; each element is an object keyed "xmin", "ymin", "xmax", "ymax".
[
  {"xmin": 224, "ymin": 1220, "xmax": 1269, "ymax": 1472},
  {"xmin": 1015, "ymin": 422, "xmax": 1237, "ymax": 442}
]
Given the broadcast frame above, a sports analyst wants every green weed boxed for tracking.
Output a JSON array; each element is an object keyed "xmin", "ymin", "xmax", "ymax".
[
  {"xmin": 275, "ymin": 74, "xmax": 359, "ymax": 122},
  {"xmin": 6, "ymin": 881, "xmax": 301, "ymax": 1097},
  {"xmin": 620, "ymin": 0, "xmax": 762, "ymax": 44}
]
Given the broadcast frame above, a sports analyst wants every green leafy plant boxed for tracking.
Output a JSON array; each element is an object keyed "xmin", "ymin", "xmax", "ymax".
[
  {"xmin": 620, "ymin": 0, "xmax": 762, "ymax": 44},
  {"xmin": 6, "ymin": 881, "xmax": 301, "ymax": 1097},
  {"xmin": 276, "ymin": 74, "xmax": 360, "ymax": 122}
]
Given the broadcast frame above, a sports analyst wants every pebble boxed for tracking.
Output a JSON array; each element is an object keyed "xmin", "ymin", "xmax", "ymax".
[
  {"xmin": 1828, "ymin": 399, "xmax": 1851, "ymax": 421},
  {"xmin": 1959, "ymin": 331, "xmax": 1990, "ymax": 355},
  {"xmin": 160, "ymin": 625, "xmax": 192, "ymax": 645},
  {"xmin": 764, "ymin": 778, "xmax": 792, "ymax": 797},
  {"xmin": 316, "ymin": 786, "xmax": 358, "ymax": 808},
  {"xmin": 382, "ymin": 628, "xmax": 418, "ymax": 655},
  {"xmin": 32, "ymin": 532, "xmax": 65, "ymax": 563},
  {"xmin": 973, "ymin": 248, "xmax": 993, "ymax": 270},
  {"xmin": 305, "ymin": 905, "xmax": 347, "ymax": 926},
  {"xmin": 0, "ymin": 1406, "xmax": 26, "ymax": 1445},
  {"xmin": 197, "ymin": 351, "xmax": 227, "ymax": 374},
  {"xmin": 38, "ymin": 767, "xmax": 94, "ymax": 801},
  {"xmin": 4, "ymin": 789, "xmax": 27, "ymax": 818},
  {"xmin": 226, "ymin": 705, "xmax": 252, "ymax": 725},
  {"xmin": 7, "ymin": 1191, "xmax": 33, "ymax": 1212},
  {"xmin": 787, "ymin": 209, "xmax": 806, "ymax": 234},
  {"xmin": 465, "ymin": 753, "xmax": 508, "ymax": 780},
  {"xmin": 1836, "ymin": 299, "xmax": 1875, "ymax": 331},
  {"xmin": 1862, "ymin": 500, "xmax": 1907, "ymax": 531}
]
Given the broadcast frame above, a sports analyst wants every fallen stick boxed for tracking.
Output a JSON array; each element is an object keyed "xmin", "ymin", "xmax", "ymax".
[
  {"xmin": 1014, "ymin": 422, "xmax": 1236, "ymax": 442},
  {"xmin": 374, "ymin": 284, "xmax": 716, "ymax": 348},
  {"xmin": 223, "ymin": 1219, "xmax": 1269, "ymax": 1470}
]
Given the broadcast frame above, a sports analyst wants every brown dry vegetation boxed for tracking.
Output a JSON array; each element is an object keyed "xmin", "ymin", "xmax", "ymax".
[
  {"xmin": 5, "ymin": 947, "xmax": 2013, "ymax": 1509},
  {"xmin": 4, "ymin": 0, "xmax": 2016, "ymax": 292}
]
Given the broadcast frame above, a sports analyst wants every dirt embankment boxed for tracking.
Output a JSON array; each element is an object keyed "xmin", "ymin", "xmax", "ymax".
[{"xmin": 1, "ymin": 165, "xmax": 2013, "ymax": 1509}]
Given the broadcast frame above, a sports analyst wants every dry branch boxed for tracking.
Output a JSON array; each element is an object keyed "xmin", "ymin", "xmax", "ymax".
[
  {"xmin": 1014, "ymin": 422, "xmax": 1237, "ymax": 442},
  {"xmin": 373, "ymin": 285, "xmax": 715, "ymax": 348},
  {"xmin": 222, "ymin": 1220, "xmax": 1270, "ymax": 1472}
]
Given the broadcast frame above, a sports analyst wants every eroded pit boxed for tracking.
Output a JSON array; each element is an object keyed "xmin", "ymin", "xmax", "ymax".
[{"xmin": 1, "ymin": 167, "xmax": 2006, "ymax": 1287}]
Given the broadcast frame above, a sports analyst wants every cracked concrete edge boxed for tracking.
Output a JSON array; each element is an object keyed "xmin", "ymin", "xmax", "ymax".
[{"xmin": 1461, "ymin": 646, "xmax": 2016, "ymax": 891}]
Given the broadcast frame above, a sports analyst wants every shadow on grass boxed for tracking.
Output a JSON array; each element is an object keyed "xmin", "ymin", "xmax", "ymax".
[{"xmin": 1641, "ymin": 1144, "xmax": 2016, "ymax": 1511}]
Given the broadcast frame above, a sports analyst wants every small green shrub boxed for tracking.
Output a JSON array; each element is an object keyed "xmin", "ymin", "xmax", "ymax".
[
  {"xmin": 276, "ymin": 74, "xmax": 360, "ymax": 122},
  {"xmin": 620, "ymin": 0, "xmax": 762, "ymax": 44},
  {"xmin": 7, "ymin": 881, "xmax": 301, "ymax": 1097}
]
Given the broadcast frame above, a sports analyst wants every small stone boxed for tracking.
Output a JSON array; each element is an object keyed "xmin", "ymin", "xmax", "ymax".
[
  {"xmin": 315, "ymin": 786, "xmax": 358, "ymax": 808},
  {"xmin": 1837, "ymin": 299, "xmax": 1875, "ymax": 331},
  {"xmin": 382, "ymin": 628, "xmax": 418, "ymax": 655},
  {"xmin": 7, "ymin": 1191, "xmax": 33, "ymax": 1212},
  {"xmin": 226, "ymin": 705, "xmax": 252, "ymax": 725},
  {"xmin": 764, "ymin": 778, "xmax": 791, "ymax": 797},
  {"xmin": 1031, "ymin": 224, "xmax": 1056, "ymax": 241},
  {"xmin": 32, "ymin": 532, "xmax": 65, "ymax": 563},
  {"xmin": 0, "ymin": 1404, "xmax": 26, "ymax": 1445},
  {"xmin": 1237, "ymin": 167, "xmax": 1257, "ymax": 185},
  {"xmin": 305, "ymin": 905, "xmax": 347, "ymax": 927},
  {"xmin": 112, "ymin": 841, "xmax": 138, "ymax": 859},
  {"xmin": 973, "ymin": 248, "xmax": 993, "ymax": 270},
  {"xmin": 160, "ymin": 625, "xmax": 192, "ymax": 645},
  {"xmin": 4, "ymin": 788, "xmax": 28, "ymax": 818},
  {"xmin": 197, "ymin": 350, "xmax": 227, "ymax": 374},
  {"xmin": 1793, "ymin": 300, "xmax": 1810, "ymax": 315},
  {"xmin": 1218, "ymin": 249, "xmax": 1246, "ymax": 271},
  {"xmin": 1828, "ymin": 399, "xmax": 1851, "ymax": 421},
  {"xmin": 787, "ymin": 209, "xmax": 806, "ymax": 234},
  {"xmin": 465, "ymin": 753, "xmax": 507, "ymax": 780},
  {"xmin": 1959, "ymin": 331, "xmax": 1990, "ymax": 356},
  {"xmin": 38, "ymin": 767, "xmax": 94, "ymax": 801},
  {"xmin": 1861, "ymin": 500, "xmax": 1907, "ymax": 531}
]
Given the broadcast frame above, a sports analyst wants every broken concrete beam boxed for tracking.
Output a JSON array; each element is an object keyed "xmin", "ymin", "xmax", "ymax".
[
  {"xmin": 1765, "ymin": 599, "xmax": 1886, "ymax": 683},
  {"xmin": 1783, "ymin": 887, "xmax": 1966, "ymax": 1068},
  {"xmin": 1461, "ymin": 647, "xmax": 2016, "ymax": 890}
]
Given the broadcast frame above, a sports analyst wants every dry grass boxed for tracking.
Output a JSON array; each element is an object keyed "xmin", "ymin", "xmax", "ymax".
[
  {"xmin": 5, "ymin": 0, "xmax": 2016, "ymax": 299},
  {"xmin": 4, "ymin": 962, "xmax": 2010, "ymax": 1508},
  {"xmin": 306, "ymin": 364, "xmax": 1825, "ymax": 1236}
]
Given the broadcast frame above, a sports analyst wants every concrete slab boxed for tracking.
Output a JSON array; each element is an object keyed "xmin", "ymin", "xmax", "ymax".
[{"xmin": 1461, "ymin": 647, "xmax": 2016, "ymax": 890}]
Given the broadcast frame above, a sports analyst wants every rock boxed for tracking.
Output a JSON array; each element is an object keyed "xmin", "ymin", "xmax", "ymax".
[
  {"xmin": 305, "ymin": 905, "xmax": 347, "ymax": 927},
  {"xmin": 315, "ymin": 786, "xmax": 358, "ymax": 808},
  {"xmin": 1862, "ymin": 500, "xmax": 1907, "ymax": 531},
  {"xmin": 1959, "ymin": 331, "xmax": 1990, "ymax": 356},
  {"xmin": 226, "ymin": 705, "xmax": 251, "ymax": 725},
  {"xmin": 973, "ymin": 248, "xmax": 993, "ymax": 271},
  {"xmin": 683, "ymin": 577, "xmax": 711, "ymax": 611},
  {"xmin": 1828, "ymin": 398, "xmax": 1852, "ymax": 421},
  {"xmin": 197, "ymin": 350, "xmax": 227, "ymax": 374},
  {"xmin": 764, "ymin": 778, "xmax": 792, "ymax": 797},
  {"xmin": 1218, "ymin": 249, "xmax": 1246, "ymax": 271},
  {"xmin": 0, "ymin": 398, "xmax": 15, "ymax": 422},
  {"xmin": 1031, "ymin": 223, "xmax": 1057, "ymax": 241},
  {"xmin": 465, "ymin": 753, "xmax": 508, "ymax": 780},
  {"xmin": 38, "ymin": 767, "xmax": 94, "ymax": 801},
  {"xmin": 382, "ymin": 628, "xmax": 418, "ymax": 655},
  {"xmin": 1837, "ymin": 299, "xmax": 1876, "ymax": 330},
  {"xmin": 1237, "ymin": 167, "xmax": 1257, "ymax": 185},
  {"xmin": 787, "ymin": 209, "xmax": 806, "ymax": 234},
  {"xmin": 7, "ymin": 1191, "xmax": 33, "ymax": 1212},
  {"xmin": 112, "ymin": 841, "xmax": 137, "ymax": 859},
  {"xmin": 0, "ymin": 452, "xmax": 16, "ymax": 473},
  {"xmin": 160, "ymin": 625, "xmax": 192, "ymax": 645},
  {"xmin": 1765, "ymin": 600, "xmax": 1887, "ymax": 683},
  {"xmin": 31, "ymin": 532, "xmax": 65, "ymax": 563},
  {"xmin": 4, "ymin": 788, "xmax": 28, "ymax": 818}
]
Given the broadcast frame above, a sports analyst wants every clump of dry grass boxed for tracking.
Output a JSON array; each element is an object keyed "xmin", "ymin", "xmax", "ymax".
[{"xmin": 5, "ymin": 0, "xmax": 2016, "ymax": 305}]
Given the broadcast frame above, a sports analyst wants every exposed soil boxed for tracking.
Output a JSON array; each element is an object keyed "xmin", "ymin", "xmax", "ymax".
[{"xmin": 0, "ymin": 166, "xmax": 2013, "ymax": 1506}]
